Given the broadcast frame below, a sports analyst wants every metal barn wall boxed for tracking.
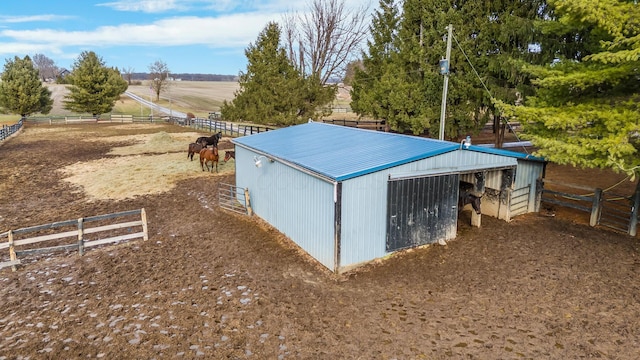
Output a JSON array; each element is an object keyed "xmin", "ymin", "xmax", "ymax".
[
  {"xmin": 338, "ymin": 149, "xmax": 517, "ymax": 271},
  {"xmin": 514, "ymin": 159, "xmax": 544, "ymax": 188},
  {"xmin": 234, "ymin": 147, "xmax": 337, "ymax": 270},
  {"xmin": 340, "ymin": 171, "xmax": 389, "ymax": 270},
  {"xmin": 514, "ymin": 159, "xmax": 545, "ymax": 212}
]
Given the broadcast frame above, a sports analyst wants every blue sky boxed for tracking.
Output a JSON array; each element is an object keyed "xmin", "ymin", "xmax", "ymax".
[{"xmin": 0, "ymin": 0, "xmax": 372, "ymax": 76}]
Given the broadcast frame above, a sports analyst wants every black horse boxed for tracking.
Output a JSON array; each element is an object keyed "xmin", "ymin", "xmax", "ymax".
[
  {"xmin": 459, "ymin": 182, "xmax": 482, "ymax": 215},
  {"xmin": 196, "ymin": 132, "xmax": 222, "ymax": 148}
]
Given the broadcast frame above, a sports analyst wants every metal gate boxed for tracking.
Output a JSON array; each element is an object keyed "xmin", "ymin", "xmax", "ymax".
[
  {"xmin": 510, "ymin": 184, "xmax": 531, "ymax": 217},
  {"xmin": 218, "ymin": 183, "xmax": 249, "ymax": 215},
  {"xmin": 599, "ymin": 191, "xmax": 633, "ymax": 233},
  {"xmin": 386, "ymin": 173, "xmax": 459, "ymax": 252}
]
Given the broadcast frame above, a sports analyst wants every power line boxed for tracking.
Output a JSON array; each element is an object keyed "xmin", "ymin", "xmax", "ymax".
[{"xmin": 451, "ymin": 31, "xmax": 528, "ymax": 152}]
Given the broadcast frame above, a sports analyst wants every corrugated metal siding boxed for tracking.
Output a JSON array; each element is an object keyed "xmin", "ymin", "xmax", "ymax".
[
  {"xmin": 235, "ymin": 147, "xmax": 336, "ymax": 270},
  {"xmin": 514, "ymin": 160, "xmax": 544, "ymax": 189},
  {"xmin": 340, "ymin": 172, "xmax": 389, "ymax": 267},
  {"xmin": 514, "ymin": 159, "xmax": 545, "ymax": 212}
]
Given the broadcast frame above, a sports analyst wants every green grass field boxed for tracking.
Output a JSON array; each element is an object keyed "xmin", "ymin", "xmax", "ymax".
[{"xmin": 0, "ymin": 114, "xmax": 21, "ymax": 125}]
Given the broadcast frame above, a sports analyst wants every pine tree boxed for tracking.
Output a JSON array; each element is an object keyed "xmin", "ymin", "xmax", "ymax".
[
  {"xmin": 352, "ymin": 0, "xmax": 551, "ymax": 138},
  {"xmin": 0, "ymin": 56, "xmax": 53, "ymax": 117},
  {"xmin": 498, "ymin": 0, "xmax": 640, "ymax": 180},
  {"xmin": 63, "ymin": 51, "xmax": 128, "ymax": 117},
  {"xmin": 222, "ymin": 22, "xmax": 334, "ymax": 125},
  {"xmin": 350, "ymin": 0, "xmax": 400, "ymax": 124}
]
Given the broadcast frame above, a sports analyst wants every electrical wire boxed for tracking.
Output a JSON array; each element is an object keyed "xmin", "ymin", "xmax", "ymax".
[{"xmin": 451, "ymin": 32, "xmax": 529, "ymax": 154}]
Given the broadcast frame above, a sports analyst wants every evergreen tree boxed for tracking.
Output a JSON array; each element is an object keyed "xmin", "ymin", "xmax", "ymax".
[
  {"xmin": 350, "ymin": 0, "xmax": 400, "ymax": 123},
  {"xmin": 352, "ymin": 0, "xmax": 552, "ymax": 138},
  {"xmin": 222, "ymin": 22, "xmax": 334, "ymax": 125},
  {"xmin": 0, "ymin": 55, "xmax": 53, "ymax": 117},
  {"xmin": 63, "ymin": 51, "xmax": 128, "ymax": 117},
  {"xmin": 498, "ymin": 0, "xmax": 640, "ymax": 180}
]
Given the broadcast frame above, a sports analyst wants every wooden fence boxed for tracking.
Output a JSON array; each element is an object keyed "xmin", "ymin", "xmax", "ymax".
[
  {"xmin": 0, "ymin": 119, "xmax": 23, "ymax": 142},
  {"xmin": 322, "ymin": 119, "xmax": 387, "ymax": 131},
  {"xmin": 0, "ymin": 209, "xmax": 148, "ymax": 271},
  {"xmin": 190, "ymin": 118, "xmax": 274, "ymax": 137},
  {"xmin": 541, "ymin": 180, "xmax": 639, "ymax": 236},
  {"xmin": 25, "ymin": 115, "xmax": 172, "ymax": 125}
]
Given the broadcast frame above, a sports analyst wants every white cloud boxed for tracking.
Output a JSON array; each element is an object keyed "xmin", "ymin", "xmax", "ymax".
[
  {"xmin": 97, "ymin": 0, "xmax": 184, "ymax": 13},
  {"xmin": 0, "ymin": 15, "xmax": 74, "ymax": 23},
  {"xmin": 0, "ymin": 13, "xmax": 279, "ymax": 49}
]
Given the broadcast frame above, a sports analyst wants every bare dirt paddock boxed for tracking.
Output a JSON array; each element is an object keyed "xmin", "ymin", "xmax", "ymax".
[{"xmin": 0, "ymin": 123, "xmax": 639, "ymax": 359}]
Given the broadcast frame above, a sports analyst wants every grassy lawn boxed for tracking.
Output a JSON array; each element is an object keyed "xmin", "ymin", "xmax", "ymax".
[{"xmin": 0, "ymin": 115, "xmax": 21, "ymax": 125}]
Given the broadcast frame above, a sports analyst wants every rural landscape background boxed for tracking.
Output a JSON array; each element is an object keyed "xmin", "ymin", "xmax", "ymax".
[{"xmin": 0, "ymin": 81, "xmax": 355, "ymax": 125}]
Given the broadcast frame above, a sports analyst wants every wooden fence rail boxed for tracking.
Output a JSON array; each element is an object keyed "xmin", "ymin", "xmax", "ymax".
[
  {"xmin": 25, "ymin": 115, "xmax": 169, "ymax": 125},
  {"xmin": 190, "ymin": 118, "xmax": 274, "ymax": 137},
  {"xmin": 322, "ymin": 119, "xmax": 387, "ymax": 131},
  {"xmin": 0, "ymin": 208, "xmax": 148, "ymax": 271},
  {"xmin": 541, "ymin": 180, "xmax": 639, "ymax": 236}
]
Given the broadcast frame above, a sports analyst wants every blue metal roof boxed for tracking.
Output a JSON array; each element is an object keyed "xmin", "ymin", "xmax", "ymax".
[{"xmin": 233, "ymin": 122, "xmax": 543, "ymax": 181}]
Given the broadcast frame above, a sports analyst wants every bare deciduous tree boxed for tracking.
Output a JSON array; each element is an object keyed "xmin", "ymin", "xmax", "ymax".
[
  {"xmin": 283, "ymin": 0, "xmax": 370, "ymax": 84},
  {"xmin": 123, "ymin": 67, "xmax": 135, "ymax": 85},
  {"xmin": 148, "ymin": 60, "xmax": 170, "ymax": 101},
  {"xmin": 32, "ymin": 53, "xmax": 59, "ymax": 82}
]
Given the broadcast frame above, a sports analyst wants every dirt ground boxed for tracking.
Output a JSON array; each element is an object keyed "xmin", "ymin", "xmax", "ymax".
[{"xmin": 1, "ymin": 123, "xmax": 639, "ymax": 359}]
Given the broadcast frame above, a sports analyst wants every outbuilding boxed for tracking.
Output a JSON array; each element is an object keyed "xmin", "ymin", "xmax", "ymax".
[{"xmin": 232, "ymin": 122, "xmax": 546, "ymax": 273}]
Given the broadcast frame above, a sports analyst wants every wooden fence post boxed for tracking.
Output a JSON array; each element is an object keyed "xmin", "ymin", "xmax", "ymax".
[
  {"xmin": 141, "ymin": 208, "xmax": 149, "ymax": 241},
  {"xmin": 590, "ymin": 188, "xmax": 603, "ymax": 227},
  {"xmin": 78, "ymin": 218, "xmax": 84, "ymax": 256},
  {"xmin": 630, "ymin": 184, "xmax": 640, "ymax": 237},
  {"xmin": 244, "ymin": 188, "xmax": 253, "ymax": 216},
  {"xmin": 8, "ymin": 230, "xmax": 17, "ymax": 272}
]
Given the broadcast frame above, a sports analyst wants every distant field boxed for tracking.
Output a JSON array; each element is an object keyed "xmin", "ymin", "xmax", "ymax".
[
  {"xmin": 43, "ymin": 81, "xmax": 240, "ymax": 119},
  {"xmin": 0, "ymin": 81, "xmax": 360, "ymax": 124}
]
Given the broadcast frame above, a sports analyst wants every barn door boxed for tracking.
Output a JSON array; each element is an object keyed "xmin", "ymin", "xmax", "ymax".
[{"xmin": 386, "ymin": 174, "xmax": 459, "ymax": 252}]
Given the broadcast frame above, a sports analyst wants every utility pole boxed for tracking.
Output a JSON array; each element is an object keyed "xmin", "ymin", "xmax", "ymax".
[{"xmin": 439, "ymin": 24, "xmax": 453, "ymax": 141}]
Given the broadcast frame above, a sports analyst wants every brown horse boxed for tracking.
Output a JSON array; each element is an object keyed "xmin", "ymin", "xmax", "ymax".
[
  {"xmin": 199, "ymin": 146, "xmax": 219, "ymax": 172},
  {"xmin": 187, "ymin": 142, "xmax": 204, "ymax": 161},
  {"xmin": 224, "ymin": 150, "xmax": 235, "ymax": 162}
]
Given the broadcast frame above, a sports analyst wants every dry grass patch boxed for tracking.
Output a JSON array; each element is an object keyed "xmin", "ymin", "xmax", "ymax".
[
  {"xmin": 104, "ymin": 131, "xmax": 204, "ymax": 155},
  {"xmin": 59, "ymin": 131, "xmax": 233, "ymax": 201}
]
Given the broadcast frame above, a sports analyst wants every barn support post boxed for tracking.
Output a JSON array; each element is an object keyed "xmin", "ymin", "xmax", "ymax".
[
  {"xmin": 629, "ymin": 180, "xmax": 640, "ymax": 237},
  {"xmin": 499, "ymin": 169, "xmax": 514, "ymax": 221},
  {"xmin": 470, "ymin": 211, "xmax": 481, "ymax": 227},
  {"xmin": 534, "ymin": 178, "xmax": 544, "ymax": 212},
  {"xmin": 504, "ymin": 189, "xmax": 512, "ymax": 222},
  {"xmin": 77, "ymin": 218, "xmax": 85, "ymax": 256},
  {"xmin": 590, "ymin": 188, "xmax": 603, "ymax": 227},
  {"xmin": 8, "ymin": 230, "xmax": 17, "ymax": 272}
]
